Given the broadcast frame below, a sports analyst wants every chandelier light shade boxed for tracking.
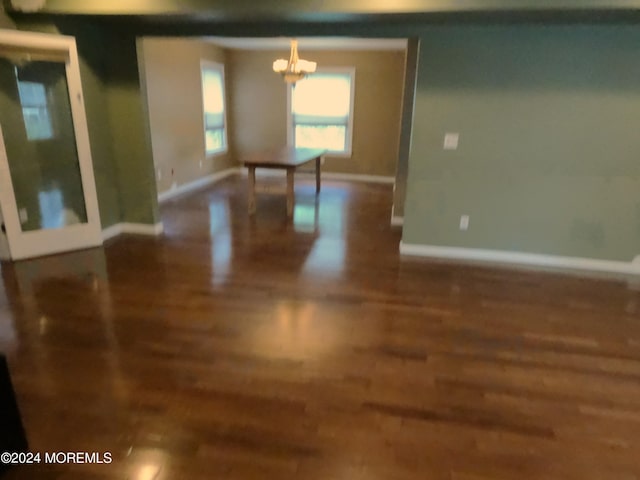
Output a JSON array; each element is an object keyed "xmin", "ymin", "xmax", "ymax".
[{"xmin": 272, "ymin": 39, "xmax": 317, "ymax": 84}]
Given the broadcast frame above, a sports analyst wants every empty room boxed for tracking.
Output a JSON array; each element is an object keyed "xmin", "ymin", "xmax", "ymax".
[{"xmin": 1, "ymin": 1, "xmax": 640, "ymax": 480}]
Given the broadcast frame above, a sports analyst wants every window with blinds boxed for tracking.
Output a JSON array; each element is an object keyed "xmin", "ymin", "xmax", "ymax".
[
  {"xmin": 289, "ymin": 69, "xmax": 355, "ymax": 156},
  {"xmin": 200, "ymin": 62, "xmax": 227, "ymax": 155}
]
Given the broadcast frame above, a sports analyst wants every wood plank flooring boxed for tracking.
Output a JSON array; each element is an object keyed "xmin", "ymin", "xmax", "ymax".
[{"xmin": 1, "ymin": 175, "xmax": 640, "ymax": 479}]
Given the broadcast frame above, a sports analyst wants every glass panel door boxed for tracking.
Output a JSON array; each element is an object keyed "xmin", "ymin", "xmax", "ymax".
[{"xmin": 0, "ymin": 30, "xmax": 102, "ymax": 260}]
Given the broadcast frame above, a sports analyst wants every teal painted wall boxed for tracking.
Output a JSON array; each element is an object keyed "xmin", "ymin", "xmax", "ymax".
[{"xmin": 403, "ymin": 26, "xmax": 640, "ymax": 262}]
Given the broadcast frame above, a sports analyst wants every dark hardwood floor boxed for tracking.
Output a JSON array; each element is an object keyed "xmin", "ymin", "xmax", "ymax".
[{"xmin": 1, "ymin": 175, "xmax": 640, "ymax": 479}]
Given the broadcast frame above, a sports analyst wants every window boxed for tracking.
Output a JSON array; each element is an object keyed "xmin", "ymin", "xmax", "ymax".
[
  {"xmin": 288, "ymin": 69, "xmax": 355, "ymax": 156},
  {"xmin": 200, "ymin": 61, "xmax": 227, "ymax": 155},
  {"xmin": 16, "ymin": 78, "xmax": 54, "ymax": 141}
]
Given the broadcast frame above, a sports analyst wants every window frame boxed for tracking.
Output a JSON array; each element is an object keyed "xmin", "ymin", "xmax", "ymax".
[
  {"xmin": 200, "ymin": 60, "xmax": 228, "ymax": 157},
  {"xmin": 287, "ymin": 67, "xmax": 356, "ymax": 158}
]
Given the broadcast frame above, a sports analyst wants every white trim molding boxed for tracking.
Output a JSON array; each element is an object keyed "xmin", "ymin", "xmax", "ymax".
[
  {"xmin": 158, "ymin": 168, "xmax": 239, "ymax": 203},
  {"xmin": 101, "ymin": 224, "xmax": 123, "ymax": 241},
  {"xmin": 391, "ymin": 216, "xmax": 404, "ymax": 227},
  {"xmin": 322, "ymin": 172, "xmax": 394, "ymax": 184},
  {"xmin": 102, "ymin": 222, "xmax": 164, "ymax": 241},
  {"xmin": 399, "ymin": 242, "xmax": 640, "ymax": 277}
]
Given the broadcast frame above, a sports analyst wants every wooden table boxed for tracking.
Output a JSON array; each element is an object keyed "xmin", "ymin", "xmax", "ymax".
[{"xmin": 243, "ymin": 147, "xmax": 326, "ymax": 217}]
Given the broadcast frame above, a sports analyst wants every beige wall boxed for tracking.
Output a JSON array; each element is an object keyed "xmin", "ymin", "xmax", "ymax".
[
  {"xmin": 228, "ymin": 48, "xmax": 406, "ymax": 177},
  {"xmin": 141, "ymin": 37, "xmax": 236, "ymax": 195}
]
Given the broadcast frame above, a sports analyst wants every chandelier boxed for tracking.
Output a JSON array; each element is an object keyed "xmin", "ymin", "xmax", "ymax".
[{"xmin": 272, "ymin": 39, "xmax": 317, "ymax": 84}]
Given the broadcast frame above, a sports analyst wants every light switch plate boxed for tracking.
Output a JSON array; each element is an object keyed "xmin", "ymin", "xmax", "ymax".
[
  {"xmin": 460, "ymin": 215, "xmax": 469, "ymax": 231},
  {"xmin": 444, "ymin": 133, "xmax": 459, "ymax": 150}
]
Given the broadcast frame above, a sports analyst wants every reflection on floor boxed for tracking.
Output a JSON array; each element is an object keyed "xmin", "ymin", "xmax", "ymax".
[{"xmin": 2, "ymin": 175, "xmax": 640, "ymax": 479}]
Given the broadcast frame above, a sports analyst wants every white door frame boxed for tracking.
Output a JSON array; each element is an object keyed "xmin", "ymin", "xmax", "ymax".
[{"xmin": 0, "ymin": 29, "xmax": 102, "ymax": 260}]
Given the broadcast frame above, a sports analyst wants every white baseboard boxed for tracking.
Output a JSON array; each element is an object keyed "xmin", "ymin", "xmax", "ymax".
[
  {"xmin": 399, "ymin": 242, "xmax": 640, "ymax": 277},
  {"xmin": 241, "ymin": 168, "xmax": 282, "ymax": 178},
  {"xmin": 241, "ymin": 168, "xmax": 394, "ymax": 184},
  {"xmin": 102, "ymin": 222, "xmax": 164, "ymax": 241},
  {"xmin": 391, "ymin": 216, "xmax": 404, "ymax": 226},
  {"xmin": 158, "ymin": 168, "xmax": 240, "ymax": 203},
  {"xmin": 101, "ymin": 223, "xmax": 123, "ymax": 241},
  {"xmin": 321, "ymin": 172, "xmax": 395, "ymax": 184}
]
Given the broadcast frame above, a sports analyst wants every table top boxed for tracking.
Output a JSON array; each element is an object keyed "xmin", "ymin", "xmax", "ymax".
[{"xmin": 243, "ymin": 147, "xmax": 326, "ymax": 168}]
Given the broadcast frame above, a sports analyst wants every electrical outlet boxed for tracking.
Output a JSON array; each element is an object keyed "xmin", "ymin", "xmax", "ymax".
[
  {"xmin": 19, "ymin": 208, "xmax": 28, "ymax": 224},
  {"xmin": 459, "ymin": 215, "xmax": 469, "ymax": 231},
  {"xmin": 199, "ymin": 160, "xmax": 203, "ymax": 169},
  {"xmin": 157, "ymin": 168, "xmax": 162, "ymax": 180},
  {"xmin": 444, "ymin": 133, "xmax": 459, "ymax": 150}
]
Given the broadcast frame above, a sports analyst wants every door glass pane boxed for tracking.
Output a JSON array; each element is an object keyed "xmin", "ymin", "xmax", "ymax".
[{"xmin": 0, "ymin": 55, "xmax": 87, "ymax": 232}]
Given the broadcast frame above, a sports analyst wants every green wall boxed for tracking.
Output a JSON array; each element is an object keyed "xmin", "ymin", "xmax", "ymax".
[
  {"xmin": 72, "ymin": 25, "xmax": 123, "ymax": 227},
  {"xmin": 104, "ymin": 33, "xmax": 158, "ymax": 224},
  {"xmin": 65, "ymin": 25, "xmax": 158, "ymax": 225},
  {"xmin": 403, "ymin": 26, "xmax": 640, "ymax": 262}
]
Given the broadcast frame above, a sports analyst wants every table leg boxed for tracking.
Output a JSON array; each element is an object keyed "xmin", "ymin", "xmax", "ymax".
[
  {"xmin": 315, "ymin": 156, "xmax": 322, "ymax": 195},
  {"xmin": 286, "ymin": 168, "xmax": 294, "ymax": 218},
  {"xmin": 248, "ymin": 166, "xmax": 256, "ymax": 215}
]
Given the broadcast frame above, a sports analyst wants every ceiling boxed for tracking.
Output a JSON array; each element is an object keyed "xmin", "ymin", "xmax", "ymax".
[{"xmin": 205, "ymin": 37, "xmax": 408, "ymax": 51}]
